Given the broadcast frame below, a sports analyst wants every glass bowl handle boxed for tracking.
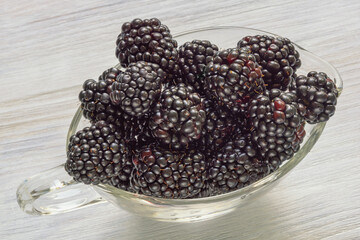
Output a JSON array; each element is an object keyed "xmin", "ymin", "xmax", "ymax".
[{"xmin": 16, "ymin": 164, "xmax": 106, "ymax": 215}]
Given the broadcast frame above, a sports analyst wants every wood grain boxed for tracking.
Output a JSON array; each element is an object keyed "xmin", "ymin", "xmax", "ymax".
[{"xmin": 1, "ymin": 0, "xmax": 360, "ymax": 239}]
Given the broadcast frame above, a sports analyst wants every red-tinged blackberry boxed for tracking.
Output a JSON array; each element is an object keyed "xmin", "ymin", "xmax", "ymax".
[
  {"xmin": 109, "ymin": 61, "xmax": 166, "ymax": 117},
  {"xmin": 131, "ymin": 146, "xmax": 208, "ymax": 198},
  {"xmin": 292, "ymin": 120, "xmax": 306, "ymax": 153},
  {"xmin": 204, "ymin": 48, "xmax": 265, "ymax": 115},
  {"xmin": 65, "ymin": 121, "xmax": 129, "ymax": 185},
  {"xmin": 79, "ymin": 67, "xmax": 123, "ymax": 124},
  {"xmin": 207, "ymin": 134, "xmax": 269, "ymax": 196},
  {"xmin": 290, "ymin": 71, "xmax": 338, "ymax": 124},
  {"xmin": 237, "ymin": 35, "xmax": 301, "ymax": 90},
  {"xmin": 177, "ymin": 40, "xmax": 219, "ymax": 93},
  {"xmin": 149, "ymin": 83, "xmax": 206, "ymax": 150},
  {"xmin": 197, "ymin": 99, "xmax": 237, "ymax": 156},
  {"xmin": 116, "ymin": 18, "xmax": 178, "ymax": 74},
  {"xmin": 248, "ymin": 89, "xmax": 303, "ymax": 170}
]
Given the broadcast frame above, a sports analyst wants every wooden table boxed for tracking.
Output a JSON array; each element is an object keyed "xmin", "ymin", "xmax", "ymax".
[{"xmin": 1, "ymin": 0, "xmax": 360, "ymax": 239}]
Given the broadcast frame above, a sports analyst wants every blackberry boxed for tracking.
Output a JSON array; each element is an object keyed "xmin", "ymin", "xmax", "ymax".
[
  {"xmin": 247, "ymin": 89, "xmax": 303, "ymax": 170},
  {"xmin": 149, "ymin": 83, "xmax": 206, "ymax": 150},
  {"xmin": 177, "ymin": 40, "xmax": 219, "ymax": 93},
  {"xmin": 292, "ymin": 121, "xmax": 306, "ymax": 153},
  {"xmin": 79, "ymin": 67, "xmax": 123, "ymax": 125},
  {"xmin": 116, "ymin": 18, "xmax": 178, "ymax": 73},
  {"xmin": 290, "ymin": 71, "xmax": 338, "ymax": 124},
  {"xmin": 207, "ymin": 134, "xmax": 269, "ymax": 196},
  {"xmin": 197, "ymin": 99, "xmax": 237, "ymax": 156},
  {"xmin": 108, "ymin": 157, "xmax": 136, "ymax": 192},
  {"xmin": 109, "ymin": 61, "xmax": 166, "ymax": 117},
  {"xmin": 237, "ymin": 35, "xmax": 301, "ymax": 90},
  {"xmin": 78, "ymin": 68, "xmax": 150, "ymax": 151},
  {"xmin": 131, "ymin": 146, "xmax": 208, "ymax": 198},
  {"xmin": 204, "ymin": 48, "xmax": 265, "ymax": 114},
  {"xmin": 65, "ymin": 121, "xmax": 129, "ymax": 185}
]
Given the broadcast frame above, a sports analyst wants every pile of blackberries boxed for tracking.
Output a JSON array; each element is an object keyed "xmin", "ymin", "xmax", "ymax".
[{"xmin": 65, "ymin": 18, "xmax": 339, "ymax": 199}]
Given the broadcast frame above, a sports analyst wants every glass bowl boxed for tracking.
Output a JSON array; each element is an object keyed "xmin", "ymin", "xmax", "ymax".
[{"xmin": 17, "ymin": 26, "xmax": 343, "ymax": 222}]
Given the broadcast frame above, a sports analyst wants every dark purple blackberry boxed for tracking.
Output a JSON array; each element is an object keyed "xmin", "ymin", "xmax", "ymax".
[
  {"xmin": 65, "ymin": 121, "xmax": 130, "ymax": 185},
  {"xmin": 149, "ymin": 83, "xmax": 206, "ymax": 150},
  {"xmin": 197, "ymin": 99, "xmax": 237, "ymax": 156},
  {"xmin": 131, "ymin": 146, "xmax": 208, "ymax": 198},
  {"xmin": 237, "ymin": 35, "xmax": 301, "ymax": 90},
  {"xmin": 205, "ymin": 48, "xmax": 265, "ymax": 115},
  {"xmin": 109, "ymin": 61, "xmax": 166, "ymax": 117},
  {"xmin": 247, "ymin": 89, "xmax": 304, "ymax": 170},
  {"xmin": 116, "ymin": 18, "xmax": 178, "ymax": 74},
  {"xmin": 207, "ymin": 134, "xmax": 269, "ymax": 196},
  {"xmin": 79, "ymin": 68, "xmax": 148, "ymax": 144},
  {"xmin": 290, "ymin": 71, "xmax": 338, "ymax": 124},
  {"xmin": 177, "ymin": 40, "xmax": 219, "ymax": 92},
  {"xmin": 79, "ymin": 67, "xmax": 123, "ymax": 124},
  {"xmin": 108, "ymin": 157, "xmax": 136, "ymax": 192}
]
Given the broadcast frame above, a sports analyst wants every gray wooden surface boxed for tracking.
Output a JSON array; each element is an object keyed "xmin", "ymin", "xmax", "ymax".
[{"xmin": 1, "ymin": 0, "xmax": 360, "ymax": 239}]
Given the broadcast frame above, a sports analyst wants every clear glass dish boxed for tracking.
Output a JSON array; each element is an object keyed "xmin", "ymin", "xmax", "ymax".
[{"xmin": 17, "ymin": 26, "xmax": 343, "ymax": 222}]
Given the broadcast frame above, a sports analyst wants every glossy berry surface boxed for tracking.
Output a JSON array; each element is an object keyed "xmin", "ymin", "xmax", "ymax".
[
  {"xmin": 196, "ymin": 99, "xmax": 238, "ymax": 155},
  {"xmin": 206, "ymin": 133, "xmax": 269, "ymax": 196},
  {"xmin": 205, "ymin": 48, "xmax": 265, "ymax": 114},
  {"xmin": 149, "ymin": 83, "xmax": 206, "ymax": 150},
  {"xmin": 79, "ymin": 67, "xmax": 123, "ymax": 125},
  {"xmin": 248, "ymin": 89, "xmax": 303, "ymax": 170},
  {"xmin": 65, "ymin": 121, "xmax": 130, "ymax": 185},
  {"xmin": 131, "ymin": 145, "xmax": 208, "ymax": 198},
  {"xmin": 177, "ymin": 39, "xmax": 219, "ymax": 93},
  {"xmin": 290, "ymin": 71, "xmax": 338, "ymax": 124},
  {"xmin": 110, "ymin": 61, "xmax": 166, "ymax": 117},
  {"xmin": 116, "ymin": 18, "xmax": 178, "ymax": 74},
  {"xmin": 237, "ymin": 35, "xmax": 301, "ymax": 90}
]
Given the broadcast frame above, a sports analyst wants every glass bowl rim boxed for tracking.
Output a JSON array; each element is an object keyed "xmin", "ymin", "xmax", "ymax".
[{"xmin": 69, "ymin": 26, "xmax": 342, "ymax": 205}]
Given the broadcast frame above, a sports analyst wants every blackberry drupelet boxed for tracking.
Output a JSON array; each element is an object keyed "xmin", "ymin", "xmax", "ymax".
[
  {"xmin": 207, "ymin": 133, "xmax": 269, "ymax": 196},
  {"xmin": 197, "ymin": 99, "xmax": 237, "ymax": 156},
  {"xmin": 290, "ymin": 71, "xmax": 338, "ymax": 124},
  {"xmin": 237, "ymin": 35, "xmax": 301, "ymax": 90},
  {"xmin": 149, "ymin": 83, "xmax": 206, "ymax": 150},
  {"xmin": 109, "ymin": 61, "xmax": 166, "ymax": 117},
  {"xmin": 247, "ymin": 89, "xmax": 304, "ymax": 170},
  {"xmin": 79, "ymin": 67, "xmax": 123, "ymax": 125},
  {"xmin": 131, "ymin": 145, "xmax": 208, "ymax": 198},
  {"xmin": 65, "ymin": 121, "xmax": 130, "ymax": 185},
  {"xmin": 116, "ymin": 18, "xmax": 178, "ymax": 74},
  {"xmin": 205, "ymin": 48, "xmax": 265, "ymax": 114},
  {"xmin": 177, "ymin": 40, "xmax": 219, "ymax": 93}
]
